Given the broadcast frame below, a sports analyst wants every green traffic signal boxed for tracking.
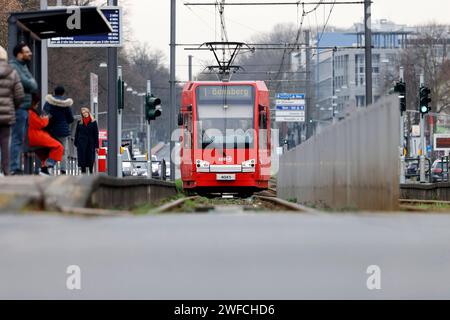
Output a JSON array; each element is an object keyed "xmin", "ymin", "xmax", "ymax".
[
  {"xmin": 145, "ymin": 94, "xmax": 162, "ymax": 121},
  {"xmin": 419, "ymin": 86, "xmax": 431, "ymax": 115}
]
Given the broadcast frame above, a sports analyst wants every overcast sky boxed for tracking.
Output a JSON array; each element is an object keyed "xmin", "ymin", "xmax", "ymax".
[{"xmin": 127, "ymin": 0, "xmax": 450, "ymax": 80}]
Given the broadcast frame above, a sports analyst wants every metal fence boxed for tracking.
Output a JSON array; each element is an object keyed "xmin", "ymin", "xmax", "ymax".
[
  {"xmin": 277, "ymin": 95, "xmax": 400, "ymax": 211},
  {"xmin": 402, "ymin": 110, "xmax": 450, "ymax": 183}
]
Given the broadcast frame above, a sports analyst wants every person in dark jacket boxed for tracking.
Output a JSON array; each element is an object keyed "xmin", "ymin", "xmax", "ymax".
[
  {"xmin": 9, "ymin": 43, "xmax": 38, "ymax": 175},
  {"xmin": 74, "ymin": 107, "xmax": 99, "ymax": 174},
  {"xmin": 43, "ymin": 86, "xmax": 74, "ymax": 175},
  {"xmin": 0, "ymin": 46, "xmax": 24, "ymax": 176}
]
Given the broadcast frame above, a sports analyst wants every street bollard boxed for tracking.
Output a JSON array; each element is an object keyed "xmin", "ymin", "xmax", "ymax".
[
  {"xmin": 400, "ymin": 155, "xmax": 406, "ymax": 184},
  {"xmin": 420, "ymin": 155, "xmax": 426, "ymax": 183}
]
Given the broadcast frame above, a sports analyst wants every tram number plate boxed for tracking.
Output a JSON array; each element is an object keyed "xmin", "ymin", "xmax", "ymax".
[{"xmin": 217, "ymin": 174, "xmax": 236, "ymax": 181}]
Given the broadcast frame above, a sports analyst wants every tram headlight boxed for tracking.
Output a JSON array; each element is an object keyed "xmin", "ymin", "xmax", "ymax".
[
  {"xmin": 196, "ymin": 160, "xmax": 210, "ymax": 172},
  {"xmin": 242, "ymin": 159, "xmax": 256, "ymax": 172}
]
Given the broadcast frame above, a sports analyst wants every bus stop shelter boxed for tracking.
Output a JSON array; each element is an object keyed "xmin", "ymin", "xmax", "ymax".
[{"xmin": 7, "ymin": 7, "xmax": 113, "ymax": 174}]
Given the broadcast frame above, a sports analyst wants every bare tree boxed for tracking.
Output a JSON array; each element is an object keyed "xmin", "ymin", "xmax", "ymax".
[{"xmin": 402, "ymin": 24, "xmax": 450, "ymax": 113}]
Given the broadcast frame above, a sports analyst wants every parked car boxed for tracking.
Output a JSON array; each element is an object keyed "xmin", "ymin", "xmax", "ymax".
[
  {"xmin": 406, "ymin": 162, "xmax": 419, "ymax": 177},
  {"xmin": 151, "ymin": 155, "xmax": 160, "ymax": 178},
  {"xmin": 131, "ymin": 154, "xmax": 161, "ymax": 178},
  {"xmin": 132, "ymin": 155, "xmax": 148, "ymax": 177},
  {"xmin": 121, "ymin": 148, "xmax": 133, "ymax": 177},
  {"xmin": 431, "ymin": 159, "xmax": 449, "ymax": 183}
]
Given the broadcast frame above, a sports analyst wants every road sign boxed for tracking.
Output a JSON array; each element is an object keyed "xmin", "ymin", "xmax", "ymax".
[
  {"xmin": 276, "ymin": 110, "xmax": 306, "ymax": 117},
  {"xmin": 434, "ymin": 134, "xmax": 450, "ymax": 151},
  {"xmin": 275, "ymin": 93, "xmax": 306, "ymax": 122},
  {"xmin": 276, "ymin": 99, "xmax": 305, "ymax": 106},
  {"xmin": 99, "ymin": 129, "xmax": 108, "ymax": 141},
  {"xmin": 276, "ymin": 105, "xmax": 305, "ymax": 111},
  {"xmin": 48, "ymin": 7, "xmax": 122, "ymax": 47},
  {"xmin": 276, "ymin": 116, "xmax": 305, "ymax": 122},
  {"xmin": 276, "ymin": 93, "xmax": 305, "ymax": 100}
]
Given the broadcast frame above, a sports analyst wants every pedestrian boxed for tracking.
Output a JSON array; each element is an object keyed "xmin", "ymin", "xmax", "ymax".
[
  {"xmin": 28, "ymin": 94, "xmax": 64, "ymax": 175},
  {"xmin": 74, "ymin": 107, "xmax": 99, "ymax": 174},
  {"xmin": 43, "ymin": 86, "xmax": 74, "ymax": 175},
  {"xmin": 9, "ymin": 43, "xmax": 38, "ymax": 175},
  {"xmin": 0, "ymin": 46, "xmax": 24, "ymax": 176}
]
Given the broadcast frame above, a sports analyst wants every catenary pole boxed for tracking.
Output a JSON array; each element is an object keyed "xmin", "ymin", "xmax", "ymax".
[
  {"xmin": 107, "ymin": 0, "xmax": 119, "ymax": 177},
  {"xmin": 169, "ymin": 0, "xmax": 176, "ymax": 180},
  {"xmin": 364, "ymin": 0, "xmax": 373, "ymax": 106}
]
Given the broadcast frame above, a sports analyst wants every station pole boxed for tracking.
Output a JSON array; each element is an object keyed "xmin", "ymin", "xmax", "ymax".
[
  {"xmin": 364, "ymin": 0, "xmax": 373, "ymax": 106},
  {"xmin": 169, "ymin": 0, "xmax": 176, "ymax": 181},
  {"xmin": 420, "ymin": 73, "xmax": 426, "ymax": 183},
  {"xmin": 147, "ymin": 80, "xmax": 152, "ymax": 179},
  {"xmin": 40, "ymin": 0, "xmax": 48, "ymax": 107},
  {"xmin": 305, "ymin": 30, "xmax": 312, "ymax": 140},
  {"xmin": 400, "ymin": 67, "xmax": 406, "ymax": 184},
  {"xmin": 107, "ymin": 0, "xmax": 119, "ymax": 177},
  {"xmin": 117, "ymin": 66, "xmax": 123, "ymax": 178},
  {"xmin": 188, "ymin": 55, "xmax": 193, "ymax": 81}
]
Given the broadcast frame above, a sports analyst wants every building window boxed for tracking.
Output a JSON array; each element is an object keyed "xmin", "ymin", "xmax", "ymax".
[{"xmin": 356, "ymin": 95, "xmax": 365, "ymax": 107}]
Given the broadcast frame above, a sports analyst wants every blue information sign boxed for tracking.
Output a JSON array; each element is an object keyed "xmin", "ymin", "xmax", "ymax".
[
  {"xmin": 276, "ymin": 105, "xmax": 305, "ymax": 111},
  {"xmin": 276, "ymin": 93, "xmax": 305, "ymax": 100},
  {"xmin": 48, "ymin": 7, "xmax": 122, "ymax": 47}
]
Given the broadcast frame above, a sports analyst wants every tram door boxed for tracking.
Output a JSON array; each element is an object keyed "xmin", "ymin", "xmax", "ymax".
[
  {"xmin": 181, "ymin": 111, "xmax": 193, "ymax": 182},
  {"xmin": 259, "ymin": 105, "xmax": 271, "ymax": 178}
]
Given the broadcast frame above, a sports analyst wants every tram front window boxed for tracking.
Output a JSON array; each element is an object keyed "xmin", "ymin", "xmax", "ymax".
[{"xmin": 196, "ymin": 85, "xmax": 255, "ymax": 149}]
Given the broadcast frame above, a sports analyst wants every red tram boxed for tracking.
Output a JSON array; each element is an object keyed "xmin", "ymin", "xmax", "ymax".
[{"xmin": 178, "ymin": 81, "xmax": 271, "ymax": 196}]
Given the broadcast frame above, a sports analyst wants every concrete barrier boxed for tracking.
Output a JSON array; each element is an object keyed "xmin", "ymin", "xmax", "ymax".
[
  {"xmin": 89, "ymin": 175, "xmax": 176, "ymax": 210},
  {"xmin": 277, "ymin": 96, "xmax": 400, "ymax": 211},
  {"xmin": 0, "ymin": 175, "xmax": 177, "ymax": 213},
  {"xmin": 401, "ymin": 183, "xmax": 450, "ymax": 201}
]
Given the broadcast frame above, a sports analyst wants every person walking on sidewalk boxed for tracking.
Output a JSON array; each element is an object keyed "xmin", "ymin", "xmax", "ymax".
[
  {"xmin": 28, "ymin": 94, "xmax": 64, "ymax": 175},
  {"xmin": 74, "ymin": 107, "xmax": 99, "ymax": 174},
  {"xmin": 43, "ymin": 86, "xmax": 74, "ymax": 175},
  {"xmin": 0, "ymin": 46, "xmax": 24, "ymax": 176},
  {"xmin": 9, "ymin": 43, "xmax": 38, "ymax": 175}
]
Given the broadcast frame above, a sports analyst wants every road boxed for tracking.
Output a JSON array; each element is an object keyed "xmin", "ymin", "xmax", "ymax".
[
  {"xmin": 1, "ymin": 211, "xmax": 450, "ymax": 299},
  {"xmin": 154, "ymin": 143, "xmax": 181, "ymax": 179}
]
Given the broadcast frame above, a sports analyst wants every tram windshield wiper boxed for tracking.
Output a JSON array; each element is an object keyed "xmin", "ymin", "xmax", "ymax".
[{"xmin": 202, "ymin": 130, "xmax": 215, "ymax": 148}]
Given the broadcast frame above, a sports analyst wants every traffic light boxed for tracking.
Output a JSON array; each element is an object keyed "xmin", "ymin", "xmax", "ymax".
[
  {"xmin": 393, "ymin": 81, "xmax": 406, "ymax": 113},
  {"xmin": 419, "ymin": 86, "xmax": 432, "ymax": 115},
  {"xmin": 145, "ymin": 94, "xmax": 162, "ymax": 121}
]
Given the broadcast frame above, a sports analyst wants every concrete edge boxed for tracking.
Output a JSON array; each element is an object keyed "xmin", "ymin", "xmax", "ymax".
[
  {"xmin": 94, "ymin": 174, "xmax": 176, "ymax": 188},
  {"xmin": 59, "ymin": 206, "xmax": 132, "ymax": 217}
]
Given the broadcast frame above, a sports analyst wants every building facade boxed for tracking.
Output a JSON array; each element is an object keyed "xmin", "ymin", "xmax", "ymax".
[{"xmin": 315, "ymin": 20, "xmax": 414, "ymax": 122}]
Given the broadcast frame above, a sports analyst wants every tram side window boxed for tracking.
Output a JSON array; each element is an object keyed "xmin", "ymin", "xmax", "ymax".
[{"xmin": 259, "ymin": 111, "xmax": 268, "ymax": 150}]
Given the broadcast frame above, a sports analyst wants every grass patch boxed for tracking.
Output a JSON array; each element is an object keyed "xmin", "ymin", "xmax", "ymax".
[
  {"xmin": 414, "ymin": 203, "xmax": 450, "ymax": 211},
  {"xmin": 175, "ymin": 179, "xmax": 183, "ymax": 193}
]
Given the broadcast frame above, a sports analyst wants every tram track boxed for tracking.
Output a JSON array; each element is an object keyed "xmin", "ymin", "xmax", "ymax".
[{"xmin": 153, "ymin": 193, "xmax": 317, "ymax": 214}]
